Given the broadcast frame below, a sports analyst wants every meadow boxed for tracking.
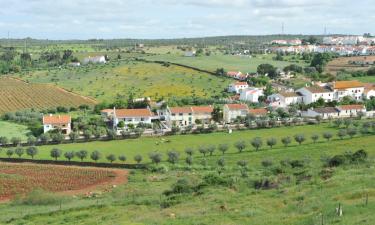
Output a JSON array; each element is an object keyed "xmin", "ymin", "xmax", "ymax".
[
  {"xmin": 0, "ymin": 121, "xmax": 30, "ymax": 141},
  {"xmin": 0, "ymin": 132, "xmax": 373, "ymax": 224},
  {"xmin": 17, "ymin": 60, "xmax": 232, "ymax": 102}
]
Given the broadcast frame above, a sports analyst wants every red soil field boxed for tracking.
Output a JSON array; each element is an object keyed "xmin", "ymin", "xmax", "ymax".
[{"xmin": 0, "ymin": 162, "xmax": 128, "ymax": 201}]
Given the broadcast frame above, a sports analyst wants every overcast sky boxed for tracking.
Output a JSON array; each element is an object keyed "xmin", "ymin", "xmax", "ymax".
[{"xmin": 0, "ymin": 0, "xmax": 374, "ymax": 40}]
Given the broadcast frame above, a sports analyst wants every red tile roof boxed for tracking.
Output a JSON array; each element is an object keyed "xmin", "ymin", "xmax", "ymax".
[
  {"xmin": 225, "ymin": 104, "xmax": 249, "ymax": 111},
  {"xmin": 249, "ymin": 108, "xmax": 268, "ymax": 115},
  {"xmin": 338, "ymin": 105, "xmax": 365, "ymax": 110},
  {"xmin": 101, "ymin": 109, "xmax": 114, "ymax": 113},
  {"xmin": 115, "ymin": 108, "xmax": 152, "ymax": 118},
  {"xmin": 233, "ymin": 82, "xmax": 248, "ymax": 86},
  {"xmin": 170, "ymin": 107, "xmax": 193, "ymax": 114},
  {"xmin": 191, "ymin": 106, "xmax": 213, "ymax": 114},
  {"xmin": 43, "ymin": 115, "xmax": 71, "ymax": 124}
]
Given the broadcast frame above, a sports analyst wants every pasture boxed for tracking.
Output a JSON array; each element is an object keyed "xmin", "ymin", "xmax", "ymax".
[
  {"xmin": 17, "ymin": 60, "xmax": 232, "ymax": 102},
  {"xmin": 0, "ymin": 77, "xmax": 97, "ymax": 114},
  {"xmin": 0, "ymin": 121, "xmax": 30, "ymax": 141}
]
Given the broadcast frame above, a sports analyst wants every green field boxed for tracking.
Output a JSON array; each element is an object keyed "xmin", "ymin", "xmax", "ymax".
[
  {"xmin": 0, "ymin": 127, "xmax": 374, "ymax": 224},
  {"xmin": 17, "ymin": 60, "xmax": 232, "ymax": 102},
  {"xmin": 350, "ymin": 76, "xmax": 375, "ymax": 83},
  {"xmin": 143, "ymin": 54, "xmax": 306, "ymax": 73},
  {"xmin": 0, "ymin": 121, "xmax": 30, "ymax": 141}
]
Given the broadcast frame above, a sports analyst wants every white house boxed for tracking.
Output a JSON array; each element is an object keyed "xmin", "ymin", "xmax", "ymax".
[
  {"xmin": 364, "ymin": 83, "xmax": 375, "ymax": 99},
  {"xmin": 301, "ymin": 107, "xmax": 340, "ymax": 119},
  {"xmin": 166, "ymin": 107, "xmax": 194, "ymax": 127},
  {"xmin": 228, "ymin": 82, "xmax": 249, "ymax": 94},
  {"xmin": 336, "ymin": 105, "xmax": 367, "ymax": 118},
  {"xmin": 83, "ymin": 56, "xmax": 106, "ymax": 64},
  {"xmin": 184, "ymin": 51, "xmax": 196, "ymax": 57},
  {"xmin": 191, "ymin": 106, "xmax": 214, "ymax": 124},
  {"xmin": 112, "ymin": 108, "xmax": 154, "ymax": 129},
  {"xmin": 297, "ymin": 86, "xmax": 334, "ymax": 104},
  {"xmin": 239, "ymin": 88, "xmax": 264, "ymax": 103},
  {"xmin": 43, "ymin": 114, "xmax": 72, "ymax": 135},
  {"xmin": 267, "ymin": 92, "xmax": 303, "ymax": 108},
  {"xmin": 223, "ymin": 104, "xmax": 249, "ymax": 123},
  {"xmin": 331, "ymin": 81, "xmax": 365, "ymax": 101}
]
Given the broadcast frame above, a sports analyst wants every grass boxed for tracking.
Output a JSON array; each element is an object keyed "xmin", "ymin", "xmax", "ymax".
[
  {"xmin": 349, "ymin": 76, "xmax": 375, "ymax": 83},
  {"xmin": 16, "ymin": 60, "xmax": 232, "ymax": 102},
  {"xmin": 143, "ymin": 54, "xmax": 307, "ymax": 73},
  {"xmin": 0, "ymin": 121, "xmax": 30, "ymax": 141}
]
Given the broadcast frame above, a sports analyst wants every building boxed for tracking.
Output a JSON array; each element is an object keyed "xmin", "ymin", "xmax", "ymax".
[
  {"xmin": 68, "ymin": 62, "xmax": 81, "ymax": 67},
  {"xmin": 297, "ymin": 86, "xmax": 334, "ymax": 104},
  {"xmin": 331, "ymin": 81, "xmax": 365, "ymax": 101},
  {"xmin": 184, "ymin": 51, "xmax": 196, "ymax": 57},
  {"xmin": 166, "ymin": 107, "xmax": 194, "ymax": 127},
  {"xmin": 111, "ymin": 108, "xmax": 154, "ymax": 129},
  {"xmin": 83, "ymin": 56, "xmax": 106, "ymax": 64},
  {"xmin": 267, "ymin": 92, "xmax": 303, "ymax": 108},
  {"xmin": 364, "ymin": 83, "xmax": 375, "ymax": 99},
  {"xmin": 228, "ymin": 82, "xmax": 249, "ymax": 94},
  {"xmin": 226, "ymin": 71, "xmax": 248, "ymax": 80},
  {"xmin": 223, "ymin": 104, "xmax": 249, "ymax": 123},
  {"xmin": 191, "ymin": 106, "xmax": 214, "ymax": 124},
  {"xmin": 43, "ymin": 114, "xmax": 72, "ymax": 135},
  {"xmin": 301, "ymin": 107, "xmax": 340, "ymax": 119},
  {"xmin": 336, "ymin": 105, "xmax": 367, "ymax": 117},
  {"xmin": 248, "ymin": 108, "xmax": 268, "ymax": 117},
  {"xmin": 239, "ymin": 88, "xmax": 264, "ymax": 103}
]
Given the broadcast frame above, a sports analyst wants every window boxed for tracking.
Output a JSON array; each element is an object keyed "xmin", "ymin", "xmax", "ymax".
[
  {"xmin": 179, "ymin": 113, "xmax": 183, "ymax": 116},
  {"xmin": 172, "ymin": 113, "xmax": 176, "ymax": 116}
]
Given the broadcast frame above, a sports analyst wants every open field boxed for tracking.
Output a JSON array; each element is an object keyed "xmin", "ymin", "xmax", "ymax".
[
  {"xmin": 326, "ymin": 56, "xmax": 375, "ymax": 75},
  {"xmin": 17, "ymin": 60, "xmax": 232, "ymax": 102},
  {"xmin": 0, "ymin": 77, "xmax": 97, "ymax": 114},
  {"xmin": 0, "ymin": 121, "xmax": 30, "ymax": 141},
  {"xmin": 143, "ymin": 54, "xmax": 306, "ymax": 73},
  {"xmin": 0, "ymin": 162, "xmax": 127, "ymax": 202},
  {"xmin": 0, "ymin": 122, "xmax": 368, "ymax": 164},
  {"xmin": 0, "ymin": 133, "xmax": 373, "ymax": 224}
]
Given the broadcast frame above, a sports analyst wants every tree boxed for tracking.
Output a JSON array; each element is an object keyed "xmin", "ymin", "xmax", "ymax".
[
  {"xmin": 257, "ymin": 64, "xmax": 277, "ymax": 79},
  {"xmin": 69, "ymin": 132, "xmax": 80, "ymax": 142},
  {"xmin": 39, "ymin": 133, "xmax": 51, "ymax": 144},
  {"xmin": 134, "ymin": 154, "xmax": 143, "ymax": 164},
  {"xmin": 90, "ymin": 150, "xmax": 102, "ymax": 162},
  {"xmin": 337, "ymin": 129, "xmax": 347, "ymax": 140},
  {"xmin": 106, "ymin": 154, "xmax": 116, "ymax": 163},
  {"xmin": 207, "ymin": 145, "xmax": 216, "ymax": 156},
  {"xmin": 294, "ymin": 134, "xmax": 306, "ymax": 145},
  {"xmin": 310, "ymin": 53, "xmax": 332, "ymax": 73},
  {"xmin": 11, "ymin": 137, "xmax": 22, "ymax": 146},
  {"xmin": 184, "ymin": 147, "xmax": 194, "ymax": 156},
  {"xmin": 218, "ymin": 144, "xmax": 229, "ymax": 155},
  {"xmin": 237, "ymin": 160, "xmax": 248, "ymax": 168},
  {"xmin": 50, "ymin": 148, "xmax": 62, "ymax": 161},
  {"xmin": 167, "ymin": 151, "xmax": 180, "ymax": 164},
  {"xmin": 217, "ymin": 157, "xmax": 225, "ymax": 167},
  {"xmin": 266, "ymin": 138, "xmax": 277, "ymax": 149},
  {"xmin": 333, "ymin": 119, "xmax": 343, "ymax": 128},
  {"xmin": 347, "ymin": 128, "xmax": 357, "ymax": 138},
  {"xmin": 15, "ymin": 147, "xmax": 24, "ymax": 158},
  {"xmin": 149, "ymin": 152, "xmax": 162, "ymax": 164},
  {"xmin": 251, "ymin": 137, "xmax": 263, "ymax": 151},
  {"xmin": 323, "ymin": 132, "xmax": 333, "ymax": 142},
  {"xmin": 118, "ymin": 155, "xmax": 127, "ymax": 163},
  {"xmin": 185, "ymin": 156, "xmax": 193, "ymax": 166},
  {"xmin": 76, "ymin": 150, "xmax": 88, "ymax": 162},
  {"xmin": 0, "ymin": 136, "xmax": 8, "ymax": 146},
  {"xmin": 311, "ymin": 134, "xmax": 319, "ymax": 144},
  {"xmin": 344, "ymin": 119, "xmax": 352, "ymax": 128},
  {"xmin": 281, "ymin": 136, "xmax": 292, "ymax": 147},
  {"xmin": 27, "ymin": 135, "xmax": 37, "ymax": 145},
  {"xmin": 64, "ymin": 151, "xmax": 75, "ymax": 161},
  {"xmin": 234, "ymin": 140, "xmax": 247, "ymax": 153},
  {"xmin": 6, "ymin": 149, "xmax": 14, "ymax": 158},
  {"xmin": 51, "ymin": 133, "xmax": 65, "ymax": 144},
  {"xmin": 83, "ymin": 130, "xmax": 93, "ymax": 141},
  {"xmin": 198, "ymin": 146, "xmax": 208, "ymax": 157},
  {"xmin": 26, "ymin": 146, "xmax": 38, "ymax": 159}
]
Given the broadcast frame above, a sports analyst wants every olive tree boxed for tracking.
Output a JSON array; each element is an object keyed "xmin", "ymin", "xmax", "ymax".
[
  {"xmin": 266, "ymin": 138, "xmax": 277, "ymax": 149},
  {"xmin": 234, "ymin": 140, "xmax": 247, "ymax": 153},
  {"xmin": 50, "ymin": 148, "xmax": 62, "ymax": 161},
  {"xmin": 184, "ymin": 147, "xmax": 194, "ymax": 156},
  {"xmin": 281, "ymin": 136, "xmax": 292, "ymax": 147},
  {"xmin": 134, "ymin": 154, "xmax": 143, "ymax": 164},
  {"xmin": 6, "ymin": 149, "xmax": 14, "ymax": 158},
  {"xmin": 149, "ymin": 152, "xmax": 162, "ymax": 164},
  {"xmin": 337, "ymin": 129, "xmax": 347, "ymax": 140},
  {"xmin": 118, "ymin": 155, "xmax": 127, "ymax": 163},
  {"xmin": 218, "ymin": 144, "xmax": 229, "ymax": 155},
  {"xmin": 323, "ymin": 132, "xmax": 333, "ymax": 142},
  {"xmin": 76, "ymin": 150, "xmax": 88, "ymax": 162},
  {"xmin": 251, "ymin": 137, "xmax": 263, "ymax": 151},
  {"xmin": 311, "ymin": 134, "xmax": 319, "ymax": 144},
  {"xmin": 106, "ymin": 154, "xmax": 116, "ymax": 163},
  {"xmin": 167, "ymin": 151, "xmax": 180, "ymax": 164},
  {"xmin": 64, "ymin": 151, "xmax": 75, "ymax": 161},
  {"xmin": 294, "ymin": 134, "xmax": 306, "ymax": 145},
  {"xmin": 26, "ymin": 146, "xmax": 38, "ymax": 159},
  {"xmin": 90, "ymin": 150, "xmax": 102, "ymax": 163}
]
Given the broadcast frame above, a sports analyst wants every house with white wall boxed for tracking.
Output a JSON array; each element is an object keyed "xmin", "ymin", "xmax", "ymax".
[
  {"xmin": 228, "ymin": 82, "xmax": 249, "ymax": 94},
  {"xmin": 83, "ymin": 56, "xmax": 106, "ymax": 64},
  {"xmin": 43, "ymin": 115, "xmax": 72, "ymax": 135},
  {"xmin": 336, "ymin": 105, "xmax": 366, "ymax": 117},
  {"xmin": 267, "ymin": 92, "xmax": 303, "ymax": 108},
  {"xmin": 166, "ymin": 107, "xmax": 194, "ymax": 127},
  {"xmin": 239, "ymin": 88, "xmax": 264, "ymax": 103},
  {"xmin": 297, "ymin": 86, "xmax": 334, "ymax": 104},
  {"xmin": 301, "ymin": 107, "xmax": 340, "ymax": 119},
  {"xmin": 331, "ymin": 81, "xmax": 365, "ymax": 101},
  {"xmin": 223, "ymin": 104, "xmax": 249, "ymax": 123},
  {"xmin": 191, "ymin": 106, "xmax": 214, "ymax": 124},
  {"xmin": 364, "ymin": 83, "xmax": 375, "ymax": 99},
  {"xmin": 248, "ymin": 108, "xmax": 268, "ymax": 117},
  {"xmin": 112, "ymin": 108, "xmax": 154, "ymax": 129}
]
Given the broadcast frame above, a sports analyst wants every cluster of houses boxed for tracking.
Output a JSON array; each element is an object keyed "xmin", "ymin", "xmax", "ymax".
[
  {"xmin": 68, "ymin": 56, "xmax": 107, "ymax": 67},
  {"xmin": 323, "ymin": 36, "xmax": 375, "ymax": 46},
  {"xmin": 271, "ymin": 39, "xmax": 302, "ymax": 46}
]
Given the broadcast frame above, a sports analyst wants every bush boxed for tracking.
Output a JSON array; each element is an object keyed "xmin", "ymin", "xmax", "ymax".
[
  {"xmin": 12, "ymin": 189, "xmax": 68, "ymax": 206},
  {"xmin": 163, "ymin": 178, "xmax": 193, "ymax": 196}
]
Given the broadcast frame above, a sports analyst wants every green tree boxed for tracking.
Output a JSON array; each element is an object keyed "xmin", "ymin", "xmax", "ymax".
[
  {"xmin": 15, "ymin": 147, "xmax": 24, "ymax": 158},
  {"xmin": 118, "ymin": 155, "xmax": 127, "ymax": 163},
  {"xmin": 281, "ymin": 136, "xmax": 292, "ymax": 147},
  {"xmin": 337, "ymin": 129, "xmax": 347, "ymax": 140},
  {"xmin": 134, "ymin": 154, "xmax": 143, "ymax": 164},
  {"xmin": 149, "ymin": 152, "xmax": 162, "ymax": 164},
  {"xmin": 76, "ymin": 150, "xmax": 88, "ymax": 162},
  {"xmin": 323, "ymin": 132, "xmax": 333, "ymax": 141},
  {"xmin": 257, "ymin": 64, "xmax": 277, "ymax": 79},
  {"xmin": 167, "ymin": 151, "xmax": 180, "ymax": 164},
  {"xmin": 266, "ymin": 138, "xmax": 277, "ymax": 149},
  {"xmin": 50, "ymin": 148, "xmax": 62, "ymax": 161},
  {"xmin": 106, "ymin": 154, "xmax": 116, "ymax": 163},
  {"xmin": 251, "ymin": 137, "xmax": 263, "ymax": 151},
  {"xmin": 294, "ymin": 134, "xmax": 306, "ymax": 145},
  {"xmin": 11, "ymin": 137, "xmax": 22, "ymax": 146},
  {"xmin": 218, "ymin": 144, "xmax": 229, "ymax": 155},
  {"xmin": 184, "ymin": 147, "xmax": 194, "ymax": 156},
  {"xmin": 90, "ymin": 150, "xmax": 102, "ymax": 162},
  {"xmin": 234, "ymin": 140, "xmax": 247, "ymax": 153},
  {"xmin": 26, "ymin": 146, "xmax": 38, "ymax": 159},
  {"xmin": 6, "ymin": 149, "xmax": 14, "ymax": 158},
  {"xmin": 311, "ymin": 134, "xmax": 319, "ymax": 143},
  {"xmin": 64, "ymin": 151, "xmax": 75, "ymax": 161}
]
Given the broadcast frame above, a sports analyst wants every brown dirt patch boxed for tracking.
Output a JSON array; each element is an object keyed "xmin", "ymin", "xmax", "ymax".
[{"xmin": 326, "ymin": 56, "xmax": 375, "ymax": 75}]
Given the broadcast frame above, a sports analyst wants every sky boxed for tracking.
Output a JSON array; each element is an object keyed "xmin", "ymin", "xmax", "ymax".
[{"xmin": 0, "ymin": 0, "xmax": 374, "ymax": 40}]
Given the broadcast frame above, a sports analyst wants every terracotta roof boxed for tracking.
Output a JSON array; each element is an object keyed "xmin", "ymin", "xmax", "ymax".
[
  {"xmin": 338, "ymin": 105, "xmax": 365, "ymax": 110},
  {"xmin": 227, "ymin": 71, "xmax": 241, "ymax": 76},
  {"xmin": 170, "ymin": 107, "xmax": 193, "ymax": 114},
  {"xmin": 334, "ymin": 81, "xmax": 364, "ymax": 90},
  {"xmin": 115, "ymin": 108, "xmax": 152, "ymax": 118},
  {"xmin": 191, "ymin": 106, "xmax": 213, "ymax": 114},
  {"xmin": 233, "ymin": 82, "xmax": 248, "ymax": 86},
  {"xmin": 43, "ymin": 115, "xmax": 71, "ymax": 124},
  {"xmin": 225, "ymin": 104, "xmax": 249, "ymax": 111},
  {"xmin": 279, "ymin": 92, "xmax": 300, "ymax": 98},
  {"xmin": 249, "ymin": 108, "xmax": 268, "ymax": 115},
  {"xmin": 313, "ymin": 107, "xmax": 339, "ymax": 114},
  {"xmin": 304, "ymin": 86, "xmax": 332, "ymax": 93},
  {"xmin": 101, "ymin": 109, "xmax": 114, "ymax": 113}
]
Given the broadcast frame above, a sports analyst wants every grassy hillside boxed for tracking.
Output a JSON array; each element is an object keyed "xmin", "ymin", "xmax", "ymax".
[
  {"xmin": 0, "ymin": 121, "xmax": 30, "ymax": 141},
  {"xmin": 17, "ymin": 60, "xmax": 232, "ymax": 102}
]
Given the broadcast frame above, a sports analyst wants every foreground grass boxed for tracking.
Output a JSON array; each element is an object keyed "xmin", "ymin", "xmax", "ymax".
[{"xmin": 0, "ymin": 134, "xmax": 374, "ymax": 225}]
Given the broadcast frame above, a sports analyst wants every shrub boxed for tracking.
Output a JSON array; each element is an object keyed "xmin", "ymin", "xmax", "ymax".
[
  {"xmin": 163, "ymin": 178, "xmax": 193, "ymax": 196},
  {"xmin": 50, "ymin": 148, "xmax": 62, "ymax": 161},
  {"xmin": 323, "ymin": 132, "xmax": 333, "ymax": 141},
  {"xmin": 26, "ymin": 147, "xmax": 38, "ymax": 159},
  {"xmin": 337, "ymin": 129, "xmax": 347, "ymax": 140},
  {"xmin": 184, "ymin": 147, "xmax": 194, "ymax": 156},
  {"xmin": 281, "ymin": 136, "xmax": 291, "ymax": 147},
  {"xmin": 294, "ymin": 134, "xmax": 305, "ymax": 145},
  {"xmin": 167, "ymin": 151, "xmax": 180, "ymax": 164},
  {"xmin": 266, "ymin": 138, "xmax": 277, "ymax": 149},
  {"xmin": 12, "ymin": 189, "xmax": 68, "ymax": 206},
  {"xmin": 234, "ymin": 140, "xmax": 247, "ymax": 153},
  {"xmin": 218, "ymin": 144, "xmax": 229, "ymax": 155},
  {"xmin": 90, "ymin": 150, "xmax": 102, "ymax": 162},
  {"xmin": 106, "ymin": 154, "xmax": 116, "ymax": 163},
  {"xmin": 134, "ymin": 154, "xmax": 143, "ymax": 164},
  {"xmin": 311, "ymin": 134, "xmax": 319, "ymax": 143},
  {"xmin": 149, "ymin": 152, "xmax": 163, "ymax": 164},
  {"xmin": 118, "ymin": 155, "xmax": 127, "ymax": 163},
  {"xmin": 64, "ymin": 151, "xmax": 75, "ymax": 161},
  {"xmin": 251, "ymin": 137, "xmax": 263, "ymax": 151},
  {"xmin": 261, "ymin": 159, "xmax": 273, "ymax": 167}
]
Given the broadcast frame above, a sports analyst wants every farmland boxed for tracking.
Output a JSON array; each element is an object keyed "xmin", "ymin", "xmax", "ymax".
[
  {"xmin": 16, "ymin": 60, "xmax": 232, "ymax": 102},
  {"xmin": 0, "ymin": 162, "xmax": 127, "ymax": 202},
  {"xmin": 0, "ymin": 77, "xmax": 97, "ymax": 114},
  {"xmin": 325, "ymin": 55, "xmax": 375, "ymax": 75},
  {"xmin": 0, "ymin": 121, "xmax": 30, "ymax": 141}
]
